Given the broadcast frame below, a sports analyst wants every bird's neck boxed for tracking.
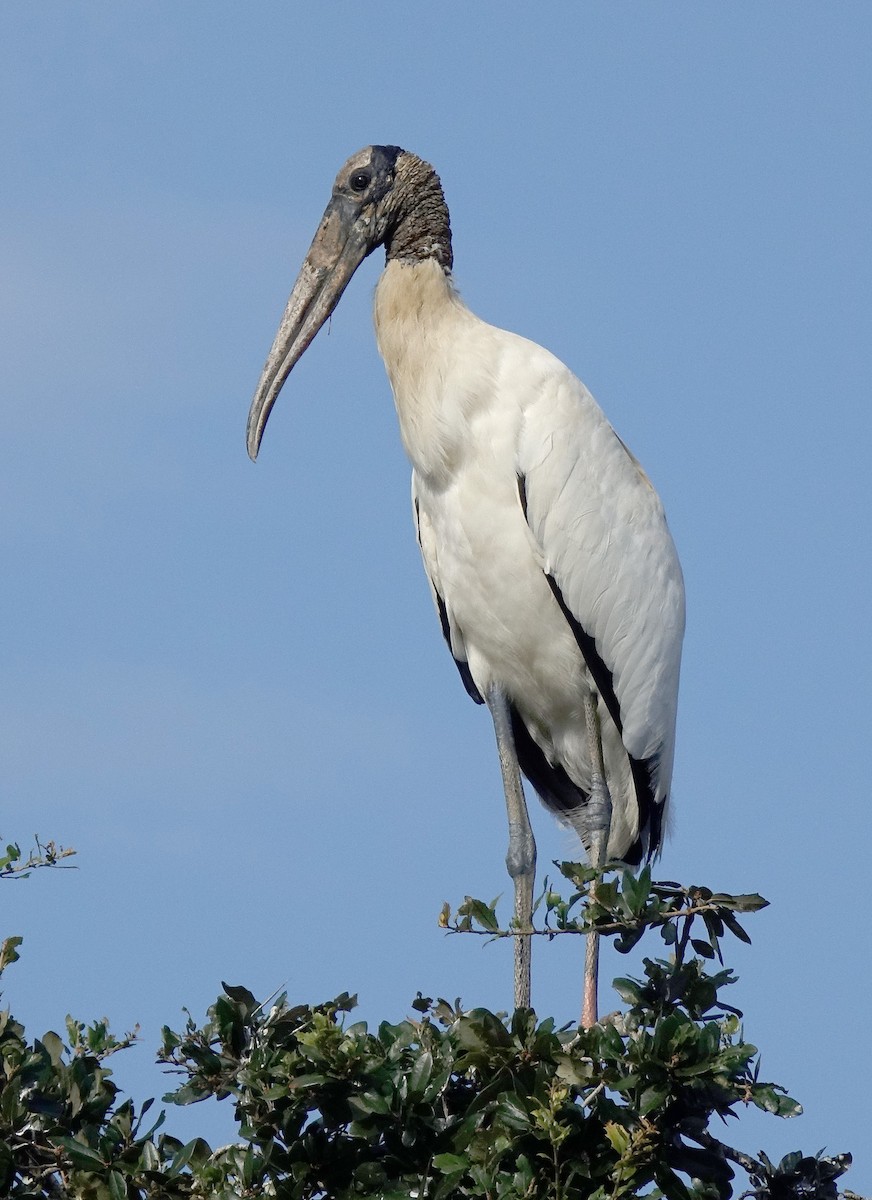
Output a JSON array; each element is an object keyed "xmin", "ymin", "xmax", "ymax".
[
  {"xmin": 374, "ymin": 258, "xmax": 472, "ymax": 481},
  {"xmin": 374, "ymin": 257, "xmax": 463, "ymax": 373},
  {"xmin": 384, "ymin": 158, "xmax": 453, "ymax": 270}
]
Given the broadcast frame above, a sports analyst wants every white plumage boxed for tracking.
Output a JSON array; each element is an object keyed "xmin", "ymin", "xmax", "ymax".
[
  {"xmin": 247, "ymin": 146, "xmax": 685, "ymax": 1023},
  {"xmin": 374, "ymin": 255, "xmax": 684, "ymax": 862}
]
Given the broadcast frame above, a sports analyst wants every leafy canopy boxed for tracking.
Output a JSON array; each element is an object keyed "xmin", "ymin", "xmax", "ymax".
[{"xmin": 0, "ymin": 843, "xmax": 861, "ymax": 1199}]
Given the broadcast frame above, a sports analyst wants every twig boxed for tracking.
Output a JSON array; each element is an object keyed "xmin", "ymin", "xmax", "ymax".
[
  {"xmin": 697, "ymin": 1130, "xmax": 762, "ymax": 1176},
  {"xmin": 579, "ymin": 1080, "xmax": 605, "ymax": 1109},
  {"xmin": 448, "ymin": 901, "xmax": 747, "ymax": 939}
]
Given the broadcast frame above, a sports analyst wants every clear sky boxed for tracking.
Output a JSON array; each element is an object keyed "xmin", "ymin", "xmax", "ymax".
[{"xmin": 2, "ymin": 1, "xmax": 870, "ymax": 1186}]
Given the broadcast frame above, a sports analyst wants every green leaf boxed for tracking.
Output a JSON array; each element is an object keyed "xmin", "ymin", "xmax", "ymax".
[
  {"xmin": 639, "ymin": 1085, "xmax": 669, "ymax": 1114},
  {"xmin": 612, "ymin": 977, "xmax": 643, "ymax": 1005},
  {"xmin": 655, "ymin": 1166, "xmax": 695, "ymax": 1200},
  {"xmin": 465, "ymin": 897, "xmax": 500, "ymax": 932},
  {"xmin": 752, "ymin": 1084, "xmax": 802, "ymax": 1117},
  {"xmin": 349, "ymin": 1089, "xmax": 392, "ymax": 1117},
  {"xmin": 2, "ymin": 843, "xmax": 21, "ymax": 868},
  {"xmin": 495, "ymin": 1092, "xmax": 531, "ymax": 1130},
  {"xmin": 108, "ymin": 1169, "xmax": 126, "ymax": 1200},
  {"xmin": 555, "ymin": 1053, "xmax": 596, "ymax": 1086},
  {"xmin": 40, "ymin": 1029, "xmax": 64, "ymax": 1064},
  {"xmin": 622, "ymin": 864, "xmax": 651, "ymax": 915},
  {"xmin": 221, "ymin": 982, "xmax": 258, "ymax": 1007},
  {"xmin": 0, "ymin": 936, "xmax": 23, "ymax": 972},
  {"xmin": 52, "ymin": 1136, "xmax": 107, "ymax": 1171},
  {"xmin": 615, "ymin": 926, "xmax": 646, "ymax": 953},
  {"xmin": 721, "ymin": 910, "xmax": 753, "ymax": 944},
  {"xmin": 406, "ymin": 1048, "xmax": 433, "ymax": 1098},
  {"xmin": 776, "ymin": 1094, "xmax": 803, "ymax": 1118},
  {"xmin": 604, "ymin": 1122, "xmax": 631, "ymax": 1154},
  {"xmin": 167, "ymin": 1136, "xmax": 211, "ymax": 1174},
  {"xmin": 432, "ymin": 1152, "xmax": 469, "ymax": 1173},
  {"xmin": 729, "ymin": 893, "xmax": 769, "ymax": 912},
  {"xmin": 139, "ymin": 1140, "xmax": 160, "ymax": 1172},
  {"xmin": 164, "ymin": 1081, "xmax": 211, "ymax": 1106}
]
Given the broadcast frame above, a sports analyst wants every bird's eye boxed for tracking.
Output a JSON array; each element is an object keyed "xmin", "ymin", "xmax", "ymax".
[{"xmin": 349, "ymin": 170, "xmax": 371, "ymax": 193}]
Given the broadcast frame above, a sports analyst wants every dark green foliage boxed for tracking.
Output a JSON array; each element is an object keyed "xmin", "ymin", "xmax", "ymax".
[
  {"xmin": 748, "ymin": 1151, "xmax": 855, "ymax": 1200},
  {"xmin": 0, "ymin": 855, "xmax": 862, "ymax": 1198},
  {"xmin": 0, "ymin": 1000, "xmax": 188, "ymax": 1198}
]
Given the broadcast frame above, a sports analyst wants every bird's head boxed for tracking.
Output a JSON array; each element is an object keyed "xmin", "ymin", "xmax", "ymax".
[{"xmin": 246, "ymin": 145, "xmax": 451, "ymax": 460}]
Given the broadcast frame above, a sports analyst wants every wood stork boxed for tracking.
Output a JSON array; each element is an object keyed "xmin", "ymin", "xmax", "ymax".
[{"xmin": 247, "ymin": 146, "xmax": 685, "ymax": 1027}]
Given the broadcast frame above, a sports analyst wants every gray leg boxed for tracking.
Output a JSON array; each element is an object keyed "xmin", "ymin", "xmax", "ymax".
[
  {"xmin": 581, "ymin": 692, "xmax": 612, "ymax": 1028},
  {"xmin": 486, "ymin": 685, "xmax": 537, "ymax": 1010}
]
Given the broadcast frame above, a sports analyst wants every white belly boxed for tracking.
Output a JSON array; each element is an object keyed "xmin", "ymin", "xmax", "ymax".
[
  {"xmin": 413, "ymin": 459, "xmax": 635, "ymax": 850},
  {"xmin": 419, "ymin": 468, "xmax": 583, "ymax": 712}
]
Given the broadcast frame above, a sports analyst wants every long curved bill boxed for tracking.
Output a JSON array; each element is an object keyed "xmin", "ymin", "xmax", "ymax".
[{"xmin": 246, "ymin": 196, "xmax": 374, "ymax": 460}]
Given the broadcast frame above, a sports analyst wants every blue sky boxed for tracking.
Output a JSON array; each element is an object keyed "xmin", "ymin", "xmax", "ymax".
[{"xmin": 2, "ymin": 1, "xmax": 870, "ymax": 1184}]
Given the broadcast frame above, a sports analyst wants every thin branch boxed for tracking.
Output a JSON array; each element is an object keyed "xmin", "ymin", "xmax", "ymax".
[
  {"xmin": 1, "ymin": 837, "xmax": 77, "ymax": 880},
  {"xmin": 579, "ymin": 1080, "xmax": 605, "ymax": 1109},
  {"xmin": 697, "ymin": 1130, "xmax": 762, "ymax": 1176},
  {"xmin": 447, "ymin": 901, "xmax": 747, "ymax": 939}
]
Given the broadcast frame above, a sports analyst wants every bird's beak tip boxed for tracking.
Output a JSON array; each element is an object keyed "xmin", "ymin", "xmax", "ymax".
[{"xmin": 246, "ymin": 415, "xmax": 264, "ymax": 461}]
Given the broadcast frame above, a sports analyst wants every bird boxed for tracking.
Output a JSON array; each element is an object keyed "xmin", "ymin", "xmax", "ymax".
[{"xmin": 246, "ymin": 146, "xmax": 685, "ymax": 1027}]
